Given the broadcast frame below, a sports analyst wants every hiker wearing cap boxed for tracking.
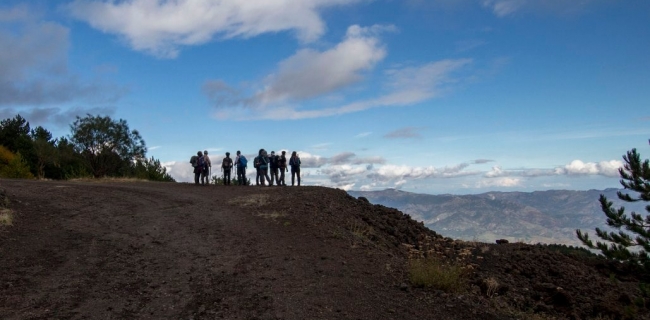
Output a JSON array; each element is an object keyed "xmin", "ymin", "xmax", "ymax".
[
  {"xmin": 202, "ymin": 150, "xmax": 211, "ymax": 185},
  {"xmin": 221, "ymin": 152, "xmax": 233, "ymax": 185},
  {"xmin": 269, "ymin": 151, "xmax": 279, "ymax": 186},
  {"xmin": 235, "ymin": 150, "xmax": 248, "ymax": 185},
  {"xmin": 278, "ymin": 151, "xmax": 288, "ymax": 186},
  {"xmin": 289, "ymin": 151, "xmax": 301, "ymax": 186}
]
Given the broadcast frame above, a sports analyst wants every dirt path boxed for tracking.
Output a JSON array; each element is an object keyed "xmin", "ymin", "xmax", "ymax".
[{"xmin": 0, "ymin": 180, "xmax": 466, "ymax": 320}]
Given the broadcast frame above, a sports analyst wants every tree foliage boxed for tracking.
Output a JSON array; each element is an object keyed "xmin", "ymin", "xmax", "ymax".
[
  {"xmin": 0, "ymin": 113, "xmax": 173, "ymax": 183},
  {"xmin": 0, "ymin": 115, "xmax": 35, "ymax": 175},
  {"xmin": 130, "ymin": 157, "xmax": 176, "ymax": 182},
  {"xmin": 0, "ymin": 146, "xmax": 34, "ymax": 179},
  {"xmin": 577, "ymin": 140, "xmax": 650, "ymax": 271},
  {"xmin": 70, "ymin": 115, "xmax": 146, "ymax": 178}
]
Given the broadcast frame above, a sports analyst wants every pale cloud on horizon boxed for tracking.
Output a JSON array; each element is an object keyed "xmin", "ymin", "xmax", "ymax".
[
  {"xmin": 485, "ymin": 160, "xmax": 623, "ymax": 179},
  {"xmin": 66, "ymin": 0, "xmax": 364, "ymax": 58},
  {"xmin": 476, "ymin": 177, "xmax": 522, "ymax": 188},
  {"xmin": 165, "ymin": 150, "xmax": 622, "ymax": 191}
]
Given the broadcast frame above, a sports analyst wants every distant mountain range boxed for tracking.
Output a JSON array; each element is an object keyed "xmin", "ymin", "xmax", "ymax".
[{"xmin": 348, "ymin": 188, "xmax": 647, "ymax": 246}]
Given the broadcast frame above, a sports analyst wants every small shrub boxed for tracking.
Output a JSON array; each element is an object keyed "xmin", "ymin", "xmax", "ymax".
[
  {"xmin": 409, "ymin": 257, "xmax": 467, "ymax": 292},
  {"xmin": 0, "ymin": 209, "xmax": 13, "ymax": 226},
  {"xmin": 484, "ymin": 277, "xmax": 499, "ymax": 298}
]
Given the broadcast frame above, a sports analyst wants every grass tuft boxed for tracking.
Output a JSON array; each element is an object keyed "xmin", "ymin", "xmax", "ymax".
[
  {"xmin": 408, "ymin": 257, "xmax": 467, "ymax": 292},
  {"xmin": 256, "ymin": 211, "xmax": 287, "ymax": 219},
  {"xmin": 0, "ymin": 209, "xmax": 13, "ymax": 226},
  {"xmin": 228, "ymin": 194, "xmax": 270, "ymax": 207}
]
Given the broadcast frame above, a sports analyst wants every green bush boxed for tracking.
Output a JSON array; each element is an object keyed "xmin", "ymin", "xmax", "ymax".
[{"xmin": 0, "ymin": 146, "xmax": 33, "ymax": 179}]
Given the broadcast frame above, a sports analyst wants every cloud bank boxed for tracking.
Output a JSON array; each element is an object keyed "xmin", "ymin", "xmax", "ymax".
[{"xmin": 167, "ymin": 150, "xmax": 622, "ymax": 192}]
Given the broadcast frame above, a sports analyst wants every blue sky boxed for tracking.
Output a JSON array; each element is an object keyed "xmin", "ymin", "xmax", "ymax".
[{"xmin": 1, "ymin": 0, "xmax": 648, "ymax": 194}]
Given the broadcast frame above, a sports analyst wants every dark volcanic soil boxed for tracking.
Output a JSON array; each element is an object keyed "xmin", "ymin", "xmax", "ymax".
[{"xmin": 0, "ymin": 179, "xmax": 648, "ymax": 320}]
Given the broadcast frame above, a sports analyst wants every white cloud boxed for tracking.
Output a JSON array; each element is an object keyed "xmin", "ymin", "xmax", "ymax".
[
  {"xmin": 329, "ymin": 152, "xmax": 356, "ymax": 165},
  {"xmin": 67, "ymin": 0, "xmax": 363, "ymax": 58},
  {"xmin": 164, "ymin": 160, "xmax": 194, "ymax": 183},
  {"xmin": 372, "ymin": 163, "xmax": 479, "ymax": 180},
  {"xmin": 327, "ymin": 152, "xmax": 385, "ymax": 166},
  {"xmin": 485, "ymin": 166, "xmax": 504, "ymax": 178},
  {"xmin": 295, "ymin": 151, "xmax": 328, "ymax": 168},
  {"xmin": 360, "ymin": 183, "xmax": 375, "ymax": 191},
  {"xmin": 476, "ymin": 177, "xmax": 522, "ymax": 188},
  {"xmin": 208, "ymin": 55, "xmax": 472, "ymax": 120},
  {"xmin": 206, "ymin": 24, "xmax": 390, "ymax": 117},
  {"xmin": 485, "ymin": 160, "xmax": 623, "ymax": 178},
  {"xmin": 557, "ymin": 160, "xmax": 622, "ymax": 177},
  {"xmin": 481, "ymin": 0, "xmax": 600, "ymax": 17},
  {"xmin": 482, "ymin": 0, "xmax": 525, "ymax": 17},
  {"xmin": 355, "ymin": 132, "xmax": 372, "ymax": 138},
  {"xmin": 337, "ymin": 183, "xmax": 356, "ymax": 191},
  {"xmin": 253, "ymin": 25, "xmax": 390, "ymax": 105}
]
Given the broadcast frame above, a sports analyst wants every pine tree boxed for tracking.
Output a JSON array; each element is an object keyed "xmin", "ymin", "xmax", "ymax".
[{"xmin": 576, "ymin": 140, "xmax": 650, "ymax": 271}]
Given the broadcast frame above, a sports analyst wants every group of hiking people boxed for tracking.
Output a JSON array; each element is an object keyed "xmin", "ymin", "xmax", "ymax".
[{"xmin": 190, "ymin": 149, "xmax": 302, "ymax": 187}]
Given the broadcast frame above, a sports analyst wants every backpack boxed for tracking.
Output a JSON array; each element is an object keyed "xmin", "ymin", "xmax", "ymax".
[
  {"xmin": 238, "ymin": 155, "xmax": 248, "ymax": 168},
  {"xmin": 197, "ymin": 156, "xmax": 206, "ymax": 171},
  {"xmin": 222, "ymin": 157, "xmax": 233, "ymax": 169},
  {"xmin": 270, "ymin": 155, "xmax": 278, "ymax": 167},
  {"xmin": 290, "ymin": 156, "xmax": 301, "ymax": 167},
  {"xmin": 254, "ymin": 156, "xmax": 260, "ymax": 168},
  {"xmin": 190, "ymin": 155, "xmax": 197, "ymax": 167},
  {"xmin": 259, "ymin": 155, "xmax": 268, "ymax": 169}
]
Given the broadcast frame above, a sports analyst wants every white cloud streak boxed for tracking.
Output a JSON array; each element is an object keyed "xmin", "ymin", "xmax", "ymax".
[
  {"xmin": 383, "ymin": 127, "xmax": 424, "ymax": 139},
  {"xmin": 66, "ymin": 0, "xmax": 364, "ymax": 58},
  {"xmin": 482, "ymin": 0, "xmax": 600, "ymax": 17},
  {"xmin": 207, "ymin": 39, "xmax": 472, "ymax": 120}
]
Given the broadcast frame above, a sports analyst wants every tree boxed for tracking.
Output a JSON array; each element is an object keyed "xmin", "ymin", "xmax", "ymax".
[
  {"xmin": 0, "ymin": 115, "xmax": 31, "ymax": 153},
  {"xmin": 576, "ymin": 140, "xmax": 650, "ymax": 271},
  {"xmin": 52, "ymin": 137, "xmax": 90, "ymax": 179},
  {"xmin": 0, "ymin": 115, "xmax": 35, "ymax": 174},
  {"xmin": 30, "ymin": 126, "xmax": 57, "ymax": 179},
  {"xmin": 130, "ymin": 157, "xmax": 176, "ymax": 182},
  {"xmin": 70, "ymin": 115, "xmax": 146, "ymax": 178},
  {"xmin": 0, "ymin": 146, "xmax": 34, "ymax": 179}
]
